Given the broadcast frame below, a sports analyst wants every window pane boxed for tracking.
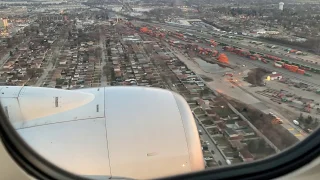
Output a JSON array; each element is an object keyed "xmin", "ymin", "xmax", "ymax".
[{"xmin": 1, "ymin": 1, "xmax": 319, "ymax": 179}]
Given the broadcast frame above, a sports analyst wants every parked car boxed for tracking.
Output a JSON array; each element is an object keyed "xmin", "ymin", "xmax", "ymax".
[{"xmin": 293, "ymin": 120, "xmax": 299, "ymax": 126}]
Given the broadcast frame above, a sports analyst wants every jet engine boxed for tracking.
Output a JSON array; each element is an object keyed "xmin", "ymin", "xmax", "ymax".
[{"xmin": 0, "ymin": 86, "xmax": 204, "ymax": 179}]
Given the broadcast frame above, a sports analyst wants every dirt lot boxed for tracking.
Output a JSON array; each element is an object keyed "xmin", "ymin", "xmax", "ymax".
[
  {"xmin": 227, "ymin": 97, "xmax": 299, "ymax": 151},
  {"xmin": 200, "ymin": 75, "xmax": 213, "ymax": 82}
]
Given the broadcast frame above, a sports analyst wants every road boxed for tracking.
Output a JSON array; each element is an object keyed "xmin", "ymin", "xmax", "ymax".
[
  {"xmin": 227, "ymin": 103, "xmax": 280, "ymax": 153},
  {"xmin": 0, "ymin": 38, "xmax": 31, "ymax": 68},
  {"xmin": 35, "ymin": 52, "xmax": 52, "ymax": 87},
  {"xmin": 99, "ymin": 28, "xmax": 108, "ymax": 87},
  {"xmin": 134, "ymin": 21, "xmax": 320, "ymax": 69},
  {"xmin": 167, "ymin": 45, "xmax": 307, "ymax": 141},
  {"xmin": 0, "ymin": 53, "xmax": 10, "ymax": 68},
  {"xmin": 193, "ymin": 111, "xmax": 227, "ymax": 166},
  {"xmin": 265, "ymin": 108, "xmax": 307, "ymax": 139},
  {"xmin": 35, "ymin": 37, "xmax": 66, "ymax": 87}
]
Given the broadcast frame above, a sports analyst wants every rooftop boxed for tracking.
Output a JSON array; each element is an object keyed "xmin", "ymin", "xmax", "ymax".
[
  {"xmin": 235, "ymin": 121, "xmax": 248, "ymax": 128},
  {"xmin": 239, "ymin": 149, "xmax": 254, "ymax": 159},
  {"xmin": 224, "ymin": 128, "xmax": 238, "ymax": 136},
  {"xmin": 229, "ymin": 140, "xmax": 244, "ymax": 149},
  {"xmin": 270, "ymin": 73, "xmax": 282, "ymax": 77}
]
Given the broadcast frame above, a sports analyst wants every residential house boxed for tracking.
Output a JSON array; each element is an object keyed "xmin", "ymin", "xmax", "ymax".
[
  {"xmin": 224, "ymin": 128, "xmax": 239, "ymax": 138},
  {"xmin": 241, "ymin": 129, "xmax": 255, "ymax": 137},
  {"xmin": 205, "ymin": 109, "xmax": 216, "ymax": 117},
  {"xmin": 217, "ymin": 122, "xmax": 226, "ymax": 132},
  {"xmin": 229, "ymin": 140, "xmax": 244, "ymax": 150},
  {"xmin": 239, "ymin": 149, "xmax": 254, "ymax": 162},
  {"xmin": 234, "ymin": 121, "xmax": 248, "ymax": 129},
  {"xmin": 197, "ymin": 99, "xmax": 211, "ymax": 110}
]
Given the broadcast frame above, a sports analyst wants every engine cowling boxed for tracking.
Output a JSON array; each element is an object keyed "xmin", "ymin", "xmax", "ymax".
[{"xmin": 0, "ymin": 86, "xmax": 204, "ymax": 179}]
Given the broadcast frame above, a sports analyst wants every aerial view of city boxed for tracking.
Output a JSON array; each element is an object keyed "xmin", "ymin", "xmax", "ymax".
[{"xmin": 0, "ymin": 0, "xmax": 320, "ymax": 171}]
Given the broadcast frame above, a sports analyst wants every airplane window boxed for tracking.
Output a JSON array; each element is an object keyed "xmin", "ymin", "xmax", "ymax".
[{"xmin": 0, "ymin": 0, "xmax": 320, "ymax": 180}]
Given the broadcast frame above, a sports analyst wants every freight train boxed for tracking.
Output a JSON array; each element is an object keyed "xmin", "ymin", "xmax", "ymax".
[
  {"xmin": 222, "ymin": 45, "xmax": 316, "ymax": 77},
  {"xmin": 125, "ymin": 22, "xmax": 315, "ymax": 75}
]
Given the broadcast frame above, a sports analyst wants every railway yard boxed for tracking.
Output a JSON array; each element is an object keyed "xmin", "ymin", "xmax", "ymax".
[{"xmin": 1, "ymin": 16, "xmax": 320, "ymax": 169}]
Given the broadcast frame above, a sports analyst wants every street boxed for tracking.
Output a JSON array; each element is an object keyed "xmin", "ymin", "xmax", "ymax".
[
  {"xmin": 194, "ymin": 114, "xmax": 227, "ymax": 166},
  {"xmin": 35, "ymin": 37, "xmax": 67, "ymax": 87},
  {"xmin": 100, "ymin": 27, "xmax": 108, "ymax": 87}
]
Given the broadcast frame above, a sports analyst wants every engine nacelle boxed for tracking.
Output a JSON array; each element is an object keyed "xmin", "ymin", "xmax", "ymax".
[{"xmin": 0, "ymin": 86, "xmax": 204, "ymax": 179}]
